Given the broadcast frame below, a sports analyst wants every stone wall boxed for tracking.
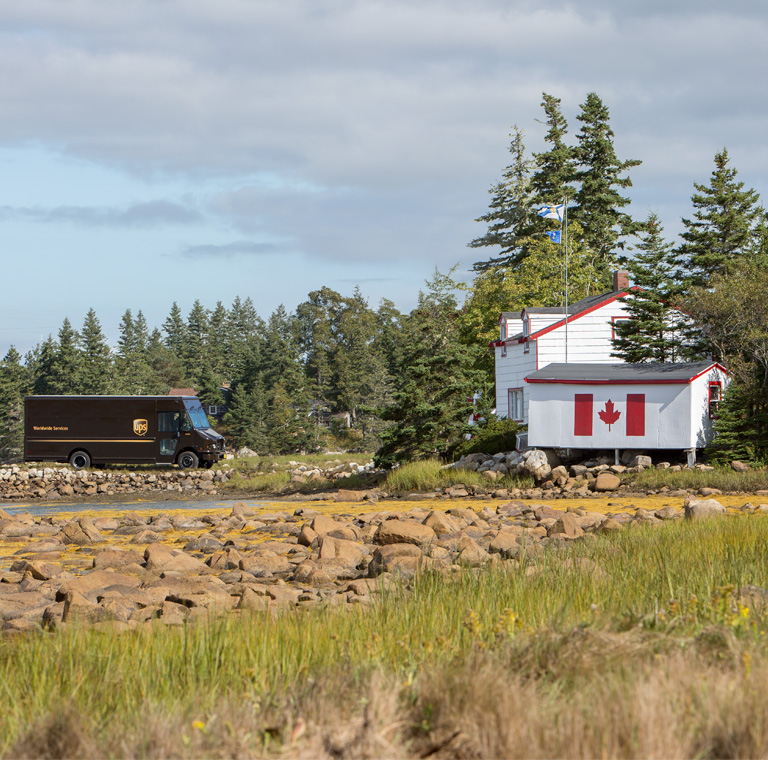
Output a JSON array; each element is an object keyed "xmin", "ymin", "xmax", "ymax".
[{"xmin": 0, "ymin": 466, "xmax": 232, "ymax": 501}]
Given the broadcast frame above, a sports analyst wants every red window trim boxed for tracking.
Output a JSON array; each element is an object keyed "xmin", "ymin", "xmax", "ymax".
[{"xmin": 611, "ymin": 315, "xmax": 630, "ymax": 340}]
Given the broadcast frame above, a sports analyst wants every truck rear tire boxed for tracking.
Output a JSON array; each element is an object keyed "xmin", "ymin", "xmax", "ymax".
[
  {"xmin": 177, "ymin": 451, "xmax": 199, "ymax": 469},
  {"xmin": 69, "ymin": 450, "xmax": 91, "ymax": 470}
]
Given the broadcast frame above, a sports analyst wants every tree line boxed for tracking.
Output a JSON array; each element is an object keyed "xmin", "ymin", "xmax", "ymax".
[{"xmin": 2, "ymin": 91, "xmax": 768, "ymax": 464}]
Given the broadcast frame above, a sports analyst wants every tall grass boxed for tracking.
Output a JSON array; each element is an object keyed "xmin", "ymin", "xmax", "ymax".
[
  {"xmin": 383, "ymin": 459, "xmax": 534, "ymax": 493},
  {"xmin": 630, "ymin": 465, "xmax": 768, "ymax": 492},
  {"xmin": 5, "ymin": 516, "xmax": 768, "ymax": 756}
]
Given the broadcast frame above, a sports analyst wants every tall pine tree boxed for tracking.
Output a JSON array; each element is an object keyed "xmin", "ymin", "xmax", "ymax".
[
  {"xmin": 611, "ymin": 212, "xmax": 690, "ymax": 363},
  {"xmin": 469, "ymin": 126, "xmax": 535, "ymax": 271},
  {"xmin": 375, "ymin": 270, "xmax": 486, "ymax": 467},
  {"xmin": 677, "ymin": 148, "xmax": 761, "ymax": 289},
  {"xmin": 572, "ymin": 92, "xmax": 641, "ymax": 273}
]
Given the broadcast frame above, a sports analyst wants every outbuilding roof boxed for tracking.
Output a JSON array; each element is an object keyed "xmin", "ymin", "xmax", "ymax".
[{"xmin": 525, "ymin": 361, "xmax": 727, "ymax": 385}]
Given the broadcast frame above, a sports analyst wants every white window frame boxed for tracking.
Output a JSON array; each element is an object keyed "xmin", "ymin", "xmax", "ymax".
[{"xmin": 508, "ymin": 388, "xmax": 524, "ymax": 422}]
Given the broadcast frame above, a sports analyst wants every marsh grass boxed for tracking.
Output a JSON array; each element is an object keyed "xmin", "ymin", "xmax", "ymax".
[
  {"xmin": 630, "ymin": 465, "xmax": 768, "ymax": 493},
  {"xmin": 6, "ymin": 517, "xmax": 768, "ymax": 757},
  {"xmin": 383, "ymin": 459, "xmax": 534, "ymax": 493}
]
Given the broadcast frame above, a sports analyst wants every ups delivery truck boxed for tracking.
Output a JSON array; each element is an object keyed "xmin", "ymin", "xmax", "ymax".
[{"xmin": 24, "ymin": 395, "xmax": 226, "ymax": 469}]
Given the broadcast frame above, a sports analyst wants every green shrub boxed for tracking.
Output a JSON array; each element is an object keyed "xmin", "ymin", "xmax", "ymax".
[{"xmin": 453, "ymin": 418, "xmax": 522, "ymax": 458}]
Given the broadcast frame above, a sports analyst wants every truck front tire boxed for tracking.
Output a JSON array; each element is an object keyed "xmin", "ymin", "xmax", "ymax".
[
  {"xmin": 69, "ymin": 450, "xmax": 91, "ymax": 470},
  {"xmin": 177, "ymin": 451, "xmax": 199, "ymax": 469}
]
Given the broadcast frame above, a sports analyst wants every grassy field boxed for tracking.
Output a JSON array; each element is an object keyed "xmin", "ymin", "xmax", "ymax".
[
  {"xmin": 4, "ymin": 515, "xmax": 768, "ymax": 758},
  {"xmin": 630, "ymin": 465, "xmax": 768, "ymax": 493}
]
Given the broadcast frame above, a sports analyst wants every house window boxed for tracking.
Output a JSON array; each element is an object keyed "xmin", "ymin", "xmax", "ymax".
[
  {"xmin": 611, "ymin": 316, "xmax": 631, "ymax": 339},
  {"xmin": 501, "ymin": 344, "xmax": 507, "ymax": 358},
  {"xmin": 208, "ymin": 405, "xmax": 220, "ymax": 416},
  {"xmin": 708, "ymin": 382, "xmax": 722, "ymax": 419},
  {"xmin": 508, "ymin": 388, "xmax": 524, "ymax": 421}
]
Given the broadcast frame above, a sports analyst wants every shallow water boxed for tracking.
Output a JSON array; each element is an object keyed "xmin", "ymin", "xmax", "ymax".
[{"xmin": 2, "ymin": 491, "xmax": 758, "ymax": 520}]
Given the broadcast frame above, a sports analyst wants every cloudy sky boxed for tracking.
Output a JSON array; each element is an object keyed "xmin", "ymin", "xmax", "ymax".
[{"xmin": 1, "ymin": 0, "xmax": 767, "ymax": 357}]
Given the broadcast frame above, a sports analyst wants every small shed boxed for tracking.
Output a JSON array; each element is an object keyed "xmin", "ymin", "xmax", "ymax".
[{"xmin": 525, "ymin": 361, "xmax": 728, "ymax": 454}]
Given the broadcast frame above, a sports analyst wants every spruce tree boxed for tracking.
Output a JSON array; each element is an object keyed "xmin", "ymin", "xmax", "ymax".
[
  {"xmin": 611, "ymin": 213, "xmax": 689, "ymax": 363},
  {"xmin": 469, "ymin": 126, "xmax": 535, "ymax": 271},
  {"xmin": 38, "ymin": 319, "xmax": 82, "ymax": 395},
  {"xmin": 163, "ymin": 302, "xmax": 187, "ymax": 356},
  {"xmin": 79, "ymin": 308, "xmax": 112, "ymax": 394},
  {"xmin": 677, "ymin": 148, "xmax": 761, "ymax": 289},
  {"xmin": 530, "ymin": 93, "xmax": 575, "ymax": 211},
  {"xmin": 375, "ymin": 270, "xmax": 486, "ymax": 467},
  {"xmin": 115, "ymin": 310, "xmax": 154, "ymax": 393},
  {"xmin": 572, "ymin": 92, "xmax": 641, "ymax": 270},
  {"xmin": 0, "ymin": 347, "xmax": 31, "ymax": 458}
]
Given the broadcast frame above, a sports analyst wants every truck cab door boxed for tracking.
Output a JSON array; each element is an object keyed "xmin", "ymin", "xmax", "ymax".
[{"xmin": 156, "ymin": 411, "xmax": 180, "ymax": 464}]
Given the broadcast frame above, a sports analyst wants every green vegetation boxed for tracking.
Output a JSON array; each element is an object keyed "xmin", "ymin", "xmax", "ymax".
[
  {"xmin": 5, "ymin": 94, "xmax": 768, "ymax": 467},
  {"xmin": 382, "ymin": 459, "xmax": 533, "ymax": 493},
  {"xmin": 452, "ymin": 417, "xmax": 521, "ymax": 457},
  {"xmin": 630, "ymin": 465, "xmax": 768, "ymax": 493},
  {"xmin": 5, "ymin": 518, "xmax": 768, "ymax": 757}
]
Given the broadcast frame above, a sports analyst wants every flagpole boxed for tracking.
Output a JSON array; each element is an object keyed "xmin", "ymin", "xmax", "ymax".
[{"xmin": 564, "ymin": 196, "xmax": 568, "ymax": 364}]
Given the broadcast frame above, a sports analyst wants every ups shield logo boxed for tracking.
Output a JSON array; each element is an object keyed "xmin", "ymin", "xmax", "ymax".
[{"xmin": 133, "ymin": 419, "xmax": 149, "ymax": 436}]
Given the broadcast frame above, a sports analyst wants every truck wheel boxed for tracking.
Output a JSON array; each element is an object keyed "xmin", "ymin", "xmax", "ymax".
[
  {"xmin": 177, "ymin": 451, "xmax": 199, "ymax": 469},
  {"xmin": 69, "ymin": 451, "xmax": 91, "ymax": 470}
]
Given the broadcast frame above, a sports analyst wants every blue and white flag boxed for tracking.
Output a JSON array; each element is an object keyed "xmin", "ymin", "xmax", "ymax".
[
  {"xmin": 546, "ymin": 230, "xmax": 561, "ymax": 244},
  {"xmin": 538, "ymin": 203, "xmax": 564, "ymax": 222}
]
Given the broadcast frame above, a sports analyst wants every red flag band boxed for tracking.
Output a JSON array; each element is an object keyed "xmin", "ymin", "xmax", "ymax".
[
  {"xmin": 626, "ymin": 393, "xmax": 645, "ymax": 436},
  {"xmin": 574, "ymin": 394, "xmax": 593, "ymax": 436}
]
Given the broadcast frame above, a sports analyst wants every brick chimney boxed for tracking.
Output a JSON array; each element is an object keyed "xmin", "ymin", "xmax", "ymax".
[{"xmin": 613, "ymin": 270, "xmax": 630, "ymax": 292}]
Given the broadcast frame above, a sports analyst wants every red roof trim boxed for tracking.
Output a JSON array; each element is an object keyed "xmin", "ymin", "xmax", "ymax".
[
  {"xmin": 525, "ymin": 363, "xmax": 728, "ymax": 386},
  {"xmin": 527, "ymin": 290, "xmax": 632, "ymax": 341}
]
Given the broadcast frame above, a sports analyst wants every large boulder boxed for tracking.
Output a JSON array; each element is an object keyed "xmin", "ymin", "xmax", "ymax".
[
  {"xmin": 593, "ymin": 472, "xmax": 621, "ymax": 492},
  {"xmin": 520, "ymin": 450, "xmax": 551, "ymax": 482},
  {"xmin": 374, "ymin": 519, "xmax": 436, "ymax": 547},
  {"xmin": 684, "ymin": 498, "xmax": 726, "ymax": 520}
]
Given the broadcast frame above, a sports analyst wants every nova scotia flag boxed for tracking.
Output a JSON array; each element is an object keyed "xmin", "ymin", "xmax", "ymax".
[
  {"xmin": 547, "ymin": 230, "xmax": 561, "ymax": 244},
  {"xmin": 538, "ymin": 203, "xmax": 564, "ymax": 222}
]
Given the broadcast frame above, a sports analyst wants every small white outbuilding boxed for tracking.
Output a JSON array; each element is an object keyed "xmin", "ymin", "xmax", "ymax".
[{"xmin": 525, "ymin": 361, "xmax": 729, "ymax": 454}]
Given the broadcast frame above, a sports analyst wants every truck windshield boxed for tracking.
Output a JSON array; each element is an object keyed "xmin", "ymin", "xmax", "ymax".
[{"xmin": 183, "ymin": 401, "xmax": 211, "ymax": 429}]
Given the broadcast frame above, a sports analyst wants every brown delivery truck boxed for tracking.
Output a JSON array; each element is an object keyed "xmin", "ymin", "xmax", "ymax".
[{"xmin": 24, "ymin": 395, "xmax": 225, "ymax": 469}]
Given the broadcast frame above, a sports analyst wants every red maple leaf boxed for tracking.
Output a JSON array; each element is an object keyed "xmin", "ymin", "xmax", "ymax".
[{"xmin": 598, "ymin": 399, "xmax": 621, "ymax": 431}]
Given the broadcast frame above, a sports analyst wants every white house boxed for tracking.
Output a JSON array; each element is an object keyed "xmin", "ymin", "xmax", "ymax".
[
  {"xmin": 525, "ymin": 361, "xmax": 729, "ymax": 457},
  {"xmin": 491, "ymin": 272, "xmax": 635, "ymax": 424}
]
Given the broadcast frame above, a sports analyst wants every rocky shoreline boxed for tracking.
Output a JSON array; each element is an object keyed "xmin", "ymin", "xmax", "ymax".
[
  {"xmin": 0, "ymin": 488, "xmax": 751, "ymax": 636},
  {"xmin": 0, "ymin": 448, "xmax": 750, "ymax": 504}
]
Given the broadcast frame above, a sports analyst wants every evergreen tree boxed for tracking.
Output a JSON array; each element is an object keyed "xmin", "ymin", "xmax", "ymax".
[
  {"xmin": 163, "ymin": 302, "xmax": 187, "ymax": 357},
  {"xmin": 0, "ymin": 347, "xmax": 31, "ymax": 458},
  {"xmin": 572, "ymin": 92, "xmax": 641, "ymax": 270},
  {"xmin": 31, "ymin": 336, "xmax": 58, "ymax": 395},
  {"xmin": 469, "ymin": 126, "xmax": 535, "ymax": 271},
  {"xmin": 222, "ymin": 381, "xmax": 269, "ymax": 451},
  {"xmin": 677, "ymin": 148, "xmax": 762, "ymax": 289},
  {"xmin": 530, "ymin": 93, "xmax": 575, "ymax": 210},
  {"xmin": 227, "ymin": 296, "xmax": 263, "ymax": 379},
  {"xmin": 79, "ymin": 308, "xmax": 112, "ymax": 394},
  {"xmin": 36, "ymin": 319, "xmax": 82, "ymax": 395},
  {"xmin": 184, "ymin": 299, "xmax": 211, "ymax": 386},
  {"xmin": 611, "ymin": 213, "xmax": 691, "ymax": 363},
  {"xmin": 147, "ymin": 328, "xmax": 187, "ymax": 392},
  {"xmin": 375, "ymin": 270, "xmax": 486, "ymax": 467},
  {"xmin": 685, "ymin": 264, "xmax": 768, "ymax": 461},
  {"xmin": 115, "ymin": 309, "xmax": 154, "ymax": 393},
  {"xmin": 207, "ymin": 301, "xmax": 229, "ymax": 376}
]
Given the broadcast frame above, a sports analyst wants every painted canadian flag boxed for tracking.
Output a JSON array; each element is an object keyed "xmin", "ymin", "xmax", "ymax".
[{"xmin": 574, "ymin": 393, "xmax": 646, "ymax": 437}]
